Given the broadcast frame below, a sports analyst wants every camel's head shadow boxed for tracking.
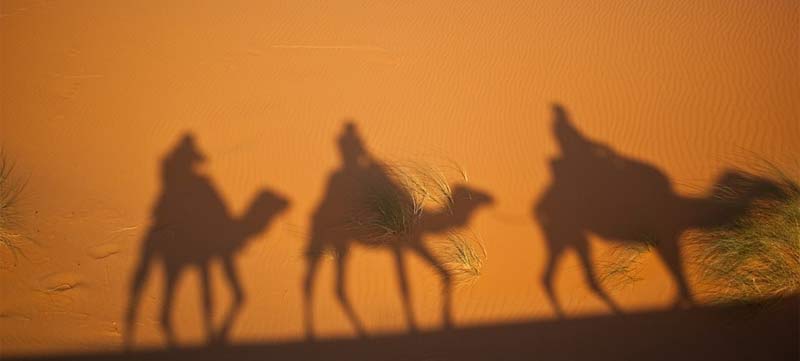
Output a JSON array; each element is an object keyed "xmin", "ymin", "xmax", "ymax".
[
  {"xmin": 450, "ymin": 184, "xmax": 495, "ymax": 208},
  {"xmin": 700, "ymin": 169, "xmax": 792, "ymax": 227},
  {"xmin": 712, "ymin": 169, "xmax": 789, "ymax": 202},
  {"xmin": 238, "ymin": 189, "xmax": 291, "ymax": 240}
]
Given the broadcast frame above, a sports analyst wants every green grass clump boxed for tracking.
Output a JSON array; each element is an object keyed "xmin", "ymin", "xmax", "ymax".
[
  {"xmin": 0, "ymin": 152, "xmax": 25, "ymax": 267},
  {"xmin": 692, "ymin": 165, "xmax": 799, "ymax": 303}
]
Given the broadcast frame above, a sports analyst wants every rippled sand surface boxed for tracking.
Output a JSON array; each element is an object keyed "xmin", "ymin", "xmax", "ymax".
[{"xmin": 1, "ymin": 0, "xmax": 797, "ymax": 355}]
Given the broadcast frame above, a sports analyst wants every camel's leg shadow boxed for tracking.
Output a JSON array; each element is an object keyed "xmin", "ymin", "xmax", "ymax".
[
  {"xmin": 392, "ymin": 246, "xmax": 418, "ymax": 332},
  {"xmin": 409, "ymin": 242, "xmax": 453, "ymax": 329},
  {"xmin": 334, "ymin": 247, "xmax": 368, "ymax": 337}
]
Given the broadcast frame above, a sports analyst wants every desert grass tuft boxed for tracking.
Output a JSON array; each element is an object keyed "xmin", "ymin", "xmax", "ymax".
[
  {"xmin": 345, "ymin": 158, "xmax": 488, "ymax": 283},
  {"xmin": 433, "ymin": 232, "xmax": 487, "ymax": 285},
  {"xmin": 0, "ymin": 151, "xmax": 26, "ymax": 267},
  {"xmin": 690, "ymin": 162, "xmax": 800, "ymax": 303},
  {"xmin": 598, "ymin": 241, "xmax": 654, "ymax": 290},
  {"xmin": 389, "ymin": 160, "xmax": 466, "ymax": 211},
  {"xmin": 353, "ymin": 160, "xmax": 466, "ymax": 245},
  {"xmin": 334, "ymin": 161, "xmax": 486, "ymax": 283}
]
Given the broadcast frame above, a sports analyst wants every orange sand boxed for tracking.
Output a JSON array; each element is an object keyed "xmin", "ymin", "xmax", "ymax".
[{"xmin": 1, "ymin": 0, "xmax": 798, "ymax": 356}]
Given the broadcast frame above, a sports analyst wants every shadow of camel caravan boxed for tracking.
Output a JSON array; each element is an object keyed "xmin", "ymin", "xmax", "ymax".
[{"xmin": 125, "ymin": 133, "xmax": 290, "ymax": 348}]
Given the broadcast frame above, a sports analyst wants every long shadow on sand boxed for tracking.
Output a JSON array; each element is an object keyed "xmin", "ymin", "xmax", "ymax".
[
  {"xmin": 124, "ymin": 133, "xmax": 290, "ymax": 347},
  {"xmin": 303, "ymin": 122, "xmax": 494, "ymax": 339},
  {"xmin": 534, "ymin": 104, "xmax": 786, "ymax": 316},
  {"xmin": 10, "ymin": 297, "xmax": 799, "ymax": 361}
]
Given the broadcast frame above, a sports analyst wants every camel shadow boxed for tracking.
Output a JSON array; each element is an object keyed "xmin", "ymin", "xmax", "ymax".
[
  {"xmin": 534, "ymin": 103, "xmax": 786, "ymax": 316},
  {"xmin": 125, "ymin": 133, "xmax": 290, "ymax": 347},
  {"xmin": 302, "ymin": 122, "xmax": 494, "ymax": 339}
]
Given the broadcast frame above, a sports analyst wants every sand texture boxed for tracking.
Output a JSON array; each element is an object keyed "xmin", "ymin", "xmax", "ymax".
[{"xmin": 1, "ymin": 0, "xmax": 798, "ymax": 356}]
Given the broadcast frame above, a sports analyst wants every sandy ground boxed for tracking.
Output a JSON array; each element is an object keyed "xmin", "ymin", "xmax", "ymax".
[{"xmin": 1, "ymin": 0, "xmax": 798, "ymax": 356}]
